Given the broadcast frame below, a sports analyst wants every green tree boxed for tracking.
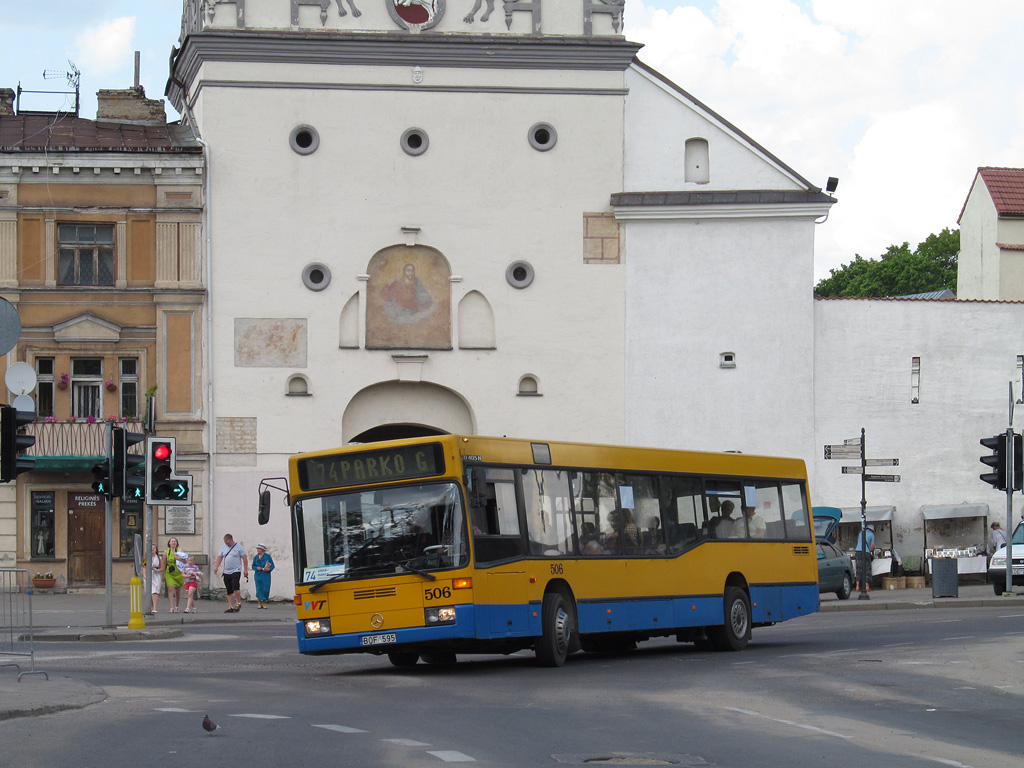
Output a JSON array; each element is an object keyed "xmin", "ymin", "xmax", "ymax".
[{"xmin": 814, "ymin": 228, "xmax": 959, "ymax": 298}]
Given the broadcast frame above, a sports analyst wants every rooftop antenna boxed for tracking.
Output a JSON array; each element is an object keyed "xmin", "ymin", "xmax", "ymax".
[
  {"xmin": 29, "ymin": 60, "xmax": 81, "ymax": 116},
  {"xmin": 134, "ymin": 51, "xmax": 141, "ymax": 88}
]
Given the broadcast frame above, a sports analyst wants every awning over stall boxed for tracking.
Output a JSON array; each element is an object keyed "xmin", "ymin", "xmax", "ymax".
[
  {"xmin": 921, "ymin": 504, "xmax": 989, "ymax": 520},
  {"xmin": 838, "ymin": 506, "xmax": 894, "ymax": 524}
]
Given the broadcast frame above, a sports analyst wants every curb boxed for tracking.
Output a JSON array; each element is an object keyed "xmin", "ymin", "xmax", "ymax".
[{"xmin": 0, "ymin": 675, "xmax": 107, "ymax": 722}]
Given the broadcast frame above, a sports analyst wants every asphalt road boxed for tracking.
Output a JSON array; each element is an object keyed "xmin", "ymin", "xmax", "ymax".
[{"xmin": 2, "ymin": 606, "xmax": 1022, "ymax": 768}]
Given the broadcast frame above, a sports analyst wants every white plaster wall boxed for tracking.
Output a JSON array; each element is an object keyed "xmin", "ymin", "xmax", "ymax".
[
  {"xmin": 622, "ymin": 215, "xmax": 817, "ymax": 459},
  {"xmin": 624, "ymin": 66, "xmax": 806, "ymax": 193},
  {"xmin": 958, "ymin": 177, "xmax": 999, "ymax": 300},
  {"xmin": 813, "ymin": 298, "xmax": 1023, "ymax": 556},
  {"xmin": 197, "ymin": 58, "xmax": 627, "ymax": 465}
]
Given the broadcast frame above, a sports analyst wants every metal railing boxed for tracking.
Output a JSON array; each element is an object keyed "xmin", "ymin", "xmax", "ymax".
[
  {"xmin": 1, "ymin": 569, "xmax": 48, "ymax": 681},
  {"xmin": 25, "ymin": 420, "xmax": 145, "ymax": 457}
]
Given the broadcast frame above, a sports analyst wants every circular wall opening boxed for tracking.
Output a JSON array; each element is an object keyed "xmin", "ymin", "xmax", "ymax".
[
  {"xmin": 302, "ymin": 262, "xmax": 332, "ymax": 291},
  {"xmin": 401, "ymin": 128, "xmax": 429, "ymax": 156},
  {"xmin": 506, "ymin": 260, "xmax": 535, "ymax": 289},
  {"xmin": 528, "ymin": 122, "xmax": 557, "ymax": 152},
  {"xmin": 290, "ymin": 125, "xmax": 320, "ymax": 155}
]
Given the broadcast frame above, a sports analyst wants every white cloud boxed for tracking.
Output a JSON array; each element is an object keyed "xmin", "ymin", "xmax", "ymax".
[
  {"xmin": 626, "ymin": 1, "xmax": 1024, "ymax": 281},
  {"xmin": 72, "ymin": 17, "xmax": 136, "ymax": 78}
]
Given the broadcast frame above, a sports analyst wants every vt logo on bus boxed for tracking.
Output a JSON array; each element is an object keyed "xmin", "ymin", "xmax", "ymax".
[{"xmin": 303, "ymin": 600, "xmax": 327, "ymax": 612}]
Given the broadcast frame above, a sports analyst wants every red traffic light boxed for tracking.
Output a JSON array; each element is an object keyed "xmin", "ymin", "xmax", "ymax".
[{"xmin": 153, "ymin": 444, "xmax": 172, "ymax": 461}]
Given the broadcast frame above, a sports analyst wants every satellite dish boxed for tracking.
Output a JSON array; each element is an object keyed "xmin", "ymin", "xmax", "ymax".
[
  {"xmin": 6, "ymin": 361, "xmax": 37, "ymax": 395},
  {"xmin": 0, "ymin": 298, "xmax": 20, "ymax": 357},
  {"xmin": 12, "ymin": 394, "xmax": 35, "ymax": 416}
]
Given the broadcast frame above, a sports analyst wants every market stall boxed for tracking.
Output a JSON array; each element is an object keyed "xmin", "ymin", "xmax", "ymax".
[
  {"xmin": 838, "ymin": 506, "xmax": 896, "ymax": 578},
  {"xmin": 921, "ymin": 504, "xmax": 989, "ymax": 578}
]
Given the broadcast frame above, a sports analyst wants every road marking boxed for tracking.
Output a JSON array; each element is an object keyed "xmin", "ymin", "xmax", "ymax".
[
  {"xmin": 882, "ymin": 642, "xmax": 913, "ymax": 647},
  {"xmin": 229, "ymin": 713, "xmax": 291, "ymax": 719},
  {"xmin": 427, "ymin": 751, "xmax": 476, "ymax": 762},
  {"xmin": 312, "ymin": 724, "xmax": 368, "ymax": 733},
  {"xmin": 723, "ymin": 707, "xmax": 849, "ymax": 740},
  {"xmin": 939, "ymin": 636, "xmax": 974, "ymax": 642},
  {"xmin": 155, "ymin": 708, "xmax": 194, "ymax": 712},
  {"xmin": 381, "ymin": 739, "xmax": 431, "ymax": 746}
]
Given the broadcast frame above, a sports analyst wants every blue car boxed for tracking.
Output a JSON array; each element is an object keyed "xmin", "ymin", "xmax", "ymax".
[{"xmin": 814, "ymin": 507, "xmax": 854, "ymax": 600}]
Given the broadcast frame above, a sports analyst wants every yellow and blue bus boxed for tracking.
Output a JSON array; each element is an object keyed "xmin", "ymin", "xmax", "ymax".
[{"xmin": 260, "ymin": 435, "xmax": 819, "ymax": 667}]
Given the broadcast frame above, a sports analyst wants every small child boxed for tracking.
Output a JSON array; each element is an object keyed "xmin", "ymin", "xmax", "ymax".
[{"xmin": 182, "ymin": 556, "xmax": 202, "ymax": 614}]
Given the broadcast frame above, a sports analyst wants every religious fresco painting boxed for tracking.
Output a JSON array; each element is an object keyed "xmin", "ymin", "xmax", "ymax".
[{"xmin": 366, "ymin": 245, "xmax": 452, "ymax": 349}]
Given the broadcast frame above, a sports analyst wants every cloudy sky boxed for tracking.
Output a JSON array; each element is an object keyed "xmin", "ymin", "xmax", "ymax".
[{"xmin": 2, "ymin": 0, "xmax": 1022, "ymax": 281}]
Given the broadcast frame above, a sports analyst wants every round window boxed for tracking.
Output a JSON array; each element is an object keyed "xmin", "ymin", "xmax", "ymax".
[
  {"xmin": 506, "ymin": 260, "xmax": 535, "ymax": 289},
  {"xmin": 302, "ymin": 262, "xmax": 332, "ymax": 291},
  {"xmin": 401, "ymin": 128, "xmax": 429, "ymax": 157},
  {"xmin": 528, "ymin": 122, "xmax": 557, "ymax": 152},
  {"xmin": 289, "ymin": 125, "xmax": 320, "ymax": 156}
]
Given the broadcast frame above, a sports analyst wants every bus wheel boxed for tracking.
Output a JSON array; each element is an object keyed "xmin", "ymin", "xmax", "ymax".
[
  {"xmin": 420, "ymin": 651, "xmax": 457, "ymax": 665},
  {"xmin": 708, "ymin": 587, "xmax": 751, "ymax": 652},
  {"xmin": 536, "ymin": 592, "xmax": 571, "ymax": 667},
  {"xmin": 387, "ymin": 651, "xmax": 420, "ymax": 667}
]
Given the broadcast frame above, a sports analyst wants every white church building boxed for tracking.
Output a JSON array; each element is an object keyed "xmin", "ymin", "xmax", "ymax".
[{"xmin": 162, "ymin": 0, "xmax": 1021, "ymax": 594}]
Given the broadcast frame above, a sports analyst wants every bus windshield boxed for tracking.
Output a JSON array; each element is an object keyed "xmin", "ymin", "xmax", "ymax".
[{"xmin": 297, "ymin": 481, "xmax": 468, "ymax": 582}]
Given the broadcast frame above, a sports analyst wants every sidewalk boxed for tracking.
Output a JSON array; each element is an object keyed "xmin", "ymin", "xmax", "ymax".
[{"xmin": 3, "ymin": 584, "xmax": 1023, "ymax": 722}]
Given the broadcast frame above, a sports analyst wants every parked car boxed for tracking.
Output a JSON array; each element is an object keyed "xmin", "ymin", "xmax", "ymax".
[
  {"xmin": 813, "ymin": 507, "xmax": 853, "ymax": 599},
  {"xmin": 987, "ymin": 521, "xmax": 1024, "ymax": 595}
]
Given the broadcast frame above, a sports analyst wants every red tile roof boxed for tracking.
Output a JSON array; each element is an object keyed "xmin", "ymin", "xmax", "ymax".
[{"xmin": 0, "ymin": 114, "xmax": 200, "ymax": 153}]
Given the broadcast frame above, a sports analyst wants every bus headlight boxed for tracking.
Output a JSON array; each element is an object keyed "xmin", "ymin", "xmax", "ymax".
[
  {"xmin": 424, "ymin": 606, "xmax": 456, "ymax": 625},
  {"xmin": 304, "ymin": 618, "xmax": 332, "ymax": 637}
]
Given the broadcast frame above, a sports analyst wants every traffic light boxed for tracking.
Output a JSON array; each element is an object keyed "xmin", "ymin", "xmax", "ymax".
[
  {"xmin": 111, "ymin": 427, "xmax": 146, "ymax": 498},
  {"xmin": 1, "ymin": 404, "xmax": 36, "ymax": 483},
  {"xmin": 92, "ymin": 457, "xmax": 112, "ymax": 497},
  {"xmin": 980, "ymin": 434, "xmax": 1007, "ymax": 490},
  {"xmin": 145, "ymin": 436, "xmax": 192, "ymax": 505},
  {"xmin": 1014, "ymin": 433, "xmax": 1024, "ymax": 492}
]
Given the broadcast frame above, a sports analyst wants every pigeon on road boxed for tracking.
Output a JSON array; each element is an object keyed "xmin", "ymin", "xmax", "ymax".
[{"xmin": 202, "ymin": 714, "xmax": 220, "ymax": 735}]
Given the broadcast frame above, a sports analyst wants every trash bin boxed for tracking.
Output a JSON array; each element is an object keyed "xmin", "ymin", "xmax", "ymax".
[{"xmin": 931, "ymin": 557, "xmax": 958, "ymax": 598}]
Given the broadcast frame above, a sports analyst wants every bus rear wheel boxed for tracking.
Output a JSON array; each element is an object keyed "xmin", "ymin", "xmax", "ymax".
[
  {"xmin": 420, "ymin": 651, "xmax": 457, "ymax": 665},
  {"xmin": 708, "ymin": 587, "xmax": 751, "ymax": 652},
  {"xmin": 535, "ymin": 592, "xmax": 571, "ymax": 667},
  {"xmin": 387, "ymin": 651, "xmax": 420, "ymax": 667}
]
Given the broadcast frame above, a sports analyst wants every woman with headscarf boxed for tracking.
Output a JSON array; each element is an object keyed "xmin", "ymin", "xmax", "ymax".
[{"xmin": 252, "ymin": 543, "xmax": 275, "ymax": 609}]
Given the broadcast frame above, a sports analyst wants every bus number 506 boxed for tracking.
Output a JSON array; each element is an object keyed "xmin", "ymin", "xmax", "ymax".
[{"xmin": 424, "ymin": 586, "xmax": 451, "ymax": 601}]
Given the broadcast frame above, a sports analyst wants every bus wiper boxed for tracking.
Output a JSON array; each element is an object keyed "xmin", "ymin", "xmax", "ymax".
[
  {"xmin": 388, "ymin": 560, "xmax": 437, "ymax": 581},
  {"xmin": 309, "ymin": 571, "xmax": 350, "ymax": 593}
]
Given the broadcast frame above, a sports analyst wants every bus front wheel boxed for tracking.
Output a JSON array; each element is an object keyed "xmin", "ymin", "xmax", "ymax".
[
  {"xmin": 387, "ymin": 651, "xmax": 420, "ymax": 667},
  {"xmin": 536, "ymin": 592, "xmax": 571, "ymax": 667},
  {"xmin": 708, "ymin": 587, "xmax": 751, "ymax": 652}
]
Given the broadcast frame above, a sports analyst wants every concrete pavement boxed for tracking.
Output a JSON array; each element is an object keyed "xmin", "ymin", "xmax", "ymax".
[{"xmin": 3, "ymin": 583, "xmax": 1023, "ymax": 723}]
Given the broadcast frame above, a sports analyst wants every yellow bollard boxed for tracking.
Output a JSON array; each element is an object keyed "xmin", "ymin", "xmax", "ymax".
[{"xmin": 128, "ymin": 574, "xmax": 146, "ymax": 629}]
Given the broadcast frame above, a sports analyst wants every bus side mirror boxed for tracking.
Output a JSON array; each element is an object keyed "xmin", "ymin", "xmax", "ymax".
[{"xmin": 258, "ymin": 489, "xmax": 271, "ymax": 525}]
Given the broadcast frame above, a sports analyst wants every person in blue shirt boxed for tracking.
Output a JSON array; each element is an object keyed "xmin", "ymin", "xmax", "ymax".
[
  {"xmin": 252, "ymin": 543, "xmax": 275, "ymax": 609},
  {"xmin": 855, "ymin": 525, "xmax": 875, "ymax": 591}
]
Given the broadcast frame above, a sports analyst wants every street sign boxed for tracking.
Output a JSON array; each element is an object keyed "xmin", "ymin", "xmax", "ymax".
[
  {"xmin": 865, "ymin": 458, "xmax": 899, "ymax": 466},
  {"xmin": 865, "ymin": 474, "xmax": 901, "ymax": 482},
  {"xmin": 842, "ymin": 466, "xmax": 864, "ymax": 474},
  {"xmin": 824, "ymin": 445, "xmax": 861, "ymax": 459},
  {"xmin": 844, "ymin": 438, "xmax": 862, "ymax": 445}
]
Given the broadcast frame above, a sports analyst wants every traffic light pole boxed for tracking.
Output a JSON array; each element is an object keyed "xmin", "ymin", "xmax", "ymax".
[
  {"xmin": 102, "ymin": 422, "xmax": 114, "ymax": 628},
  {"xmin": 1004, "ymin": 385, "xmax": 1015, "ymax": 596}
]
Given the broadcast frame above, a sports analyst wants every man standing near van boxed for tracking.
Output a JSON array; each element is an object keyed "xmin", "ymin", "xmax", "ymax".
[{"xmin": 213, "ymin": 533, "xmax": 250, "ymax": 613}]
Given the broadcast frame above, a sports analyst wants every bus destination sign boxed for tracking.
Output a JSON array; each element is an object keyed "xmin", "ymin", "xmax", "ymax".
[{"xmin": 297, "ymin": 443, "xmax": 445, "ymax": 492}]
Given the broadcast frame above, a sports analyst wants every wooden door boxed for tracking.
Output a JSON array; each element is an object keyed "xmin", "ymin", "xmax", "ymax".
[{"xmin": 68, "ymin": 495, "xmax": 105, "ymax": 585}]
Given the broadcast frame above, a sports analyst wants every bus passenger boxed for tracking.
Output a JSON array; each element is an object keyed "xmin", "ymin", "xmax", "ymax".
[
  {"xmin": 744, "ymin": 505, "xmax": 766, "ymax": 538},
  {"xmin": 718, "ymin": 501, "xmax": 740, "ymax": 538},
  {"xmin": 582, "ymin": 539, "xmax": 605, "ymax": 556},
  {"xmin": 622, "ymin": 509, "xmax": 641, "ymax": 554}
]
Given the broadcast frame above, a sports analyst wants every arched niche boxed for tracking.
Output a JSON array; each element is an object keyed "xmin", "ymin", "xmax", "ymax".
[
  {"xmin": 685, "ymin": 137, "xmax": 710, "ymax": 184},
  {"xmin": 458, "ymin": 290, "xmax": 496, "ymax": 349},
  {"xmin": 342, "ymin": 381, "xmax": 475, "ymax": 443},
  {"xmin": 365, "ymin": 245, "xmax": 452, "ymax": 350},
  {"xmin": 339, "ymin": 292, "xmax": 360, "ymax": 349}
]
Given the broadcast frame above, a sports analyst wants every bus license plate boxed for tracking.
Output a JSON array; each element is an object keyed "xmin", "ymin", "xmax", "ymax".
[{"xmin": 361, "ymin": 632, "xmax": 397, "ymax": 646}]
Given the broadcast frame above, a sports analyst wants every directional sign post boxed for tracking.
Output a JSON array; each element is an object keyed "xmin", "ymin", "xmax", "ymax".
[{"xmin": 823, "ymin": 428, "xmax": 901, "ymax": 601}]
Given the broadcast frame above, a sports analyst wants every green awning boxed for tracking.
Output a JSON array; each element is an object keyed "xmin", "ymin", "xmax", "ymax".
[{"xmin": 30, "ymin": 456, "xmax": 105, "ymax": 473}]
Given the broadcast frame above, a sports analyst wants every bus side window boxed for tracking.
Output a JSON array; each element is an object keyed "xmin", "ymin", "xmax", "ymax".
[
  {"xmin": 522, "ymin": 469, "xmax": 574, "ymax": 557},
  {"xmin": 661, "ymin": 475, "xmax": 703, "ymax": 552},
  {"xmin": 780, "ymin": 482, "xmax": 811, "ymax": 541}
]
